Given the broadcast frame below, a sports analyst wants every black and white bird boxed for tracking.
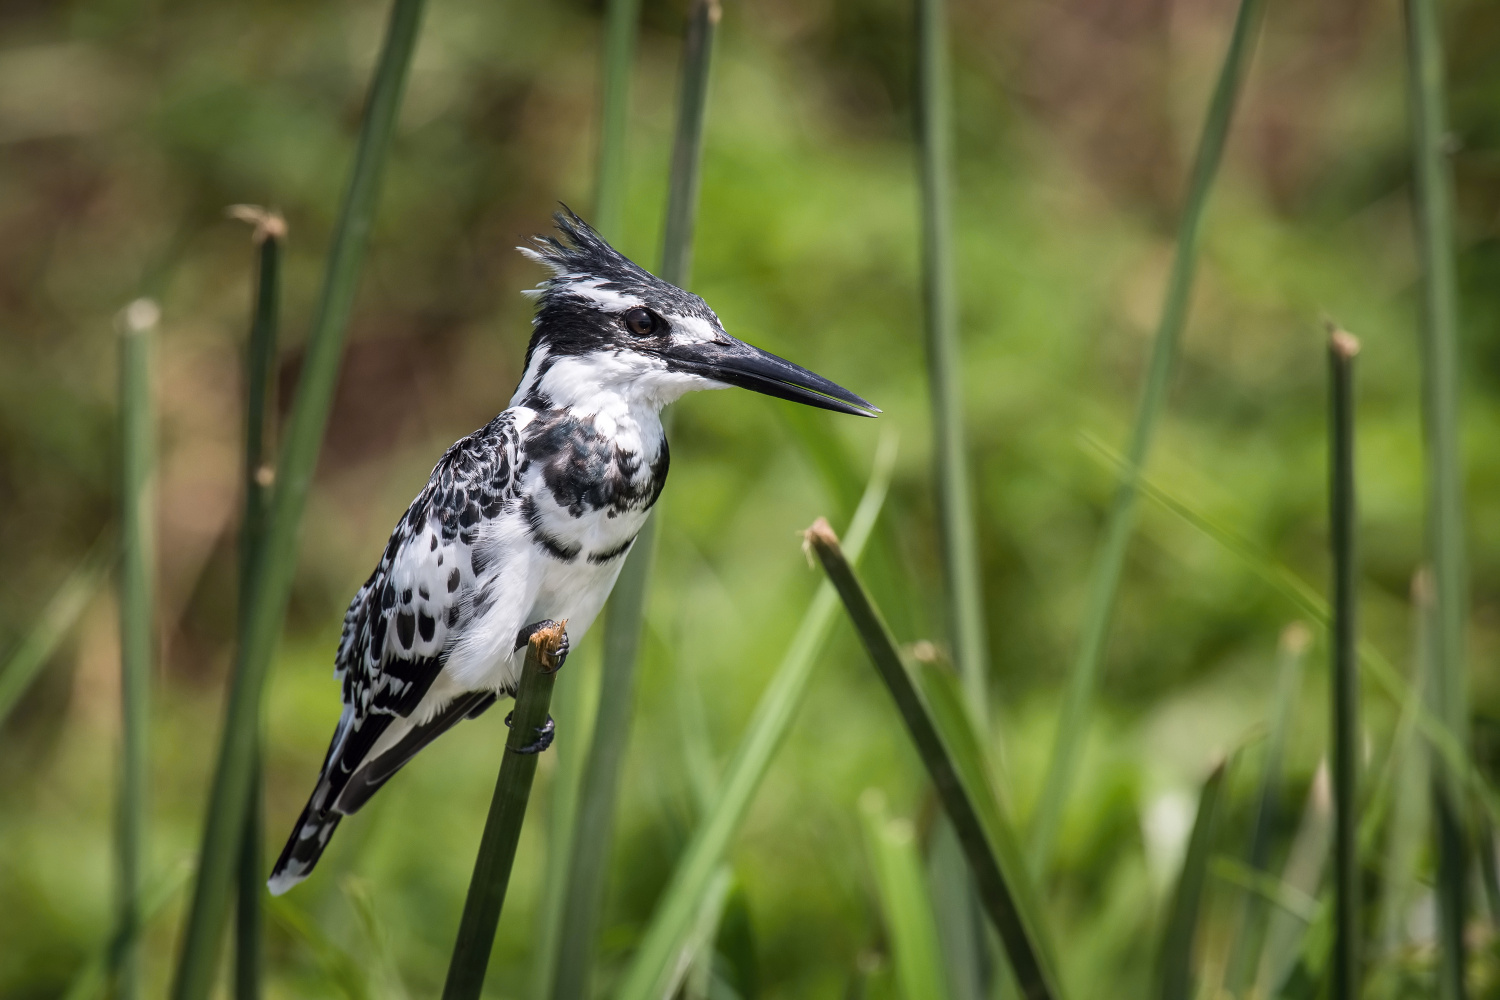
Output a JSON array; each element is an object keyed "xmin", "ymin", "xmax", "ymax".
[{"xmin": 268, "ymin": 211, "xmax": 877, "ymax": 894}]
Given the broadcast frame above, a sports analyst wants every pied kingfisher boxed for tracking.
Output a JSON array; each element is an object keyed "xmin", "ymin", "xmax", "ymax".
[{"xmin": 268, "ymin": 210, "xmax": 877, "ymax": 894}]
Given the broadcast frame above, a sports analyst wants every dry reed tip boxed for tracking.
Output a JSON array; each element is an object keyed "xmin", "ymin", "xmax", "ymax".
[
  {"xmin": 1410, "ymin": 565, "xmax": 1434, "ymax": 606},
  {"xmin": 1327, "ymin": 325, "xmax": 1360, "ymax": 360},
  {"xmin": 119, "ymin": 298, "xmax": 160, "ymax": 336},
  {"xmin": 227, "ymin": 204, "xmax": 288, "ymax": 243},
  {"xmin": 801, "ymin": 517, "xmax": 839, "ymax": 563},
  {"xmin": 1280, "ymin": 621, "xmax": 1312, "ymax": 656},
  {"xmin": 532, "ymin": 619, "xmax": 568, "ymax": 669},
  {"xmin": 254, "ymin": 464, "xmax": 276, "ymax": 489},
  {"xmin": 908, "ymin": 640, "xmax": 941, "ymax": 665},
  {"xmin": 705, "ymin": 0, "xmax": 723, "ymax": 24}
]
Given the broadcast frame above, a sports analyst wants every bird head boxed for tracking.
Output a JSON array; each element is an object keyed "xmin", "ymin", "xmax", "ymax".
[{"xmin": 512, "ymin": 210, "xmax": 878, "ymax": 418}]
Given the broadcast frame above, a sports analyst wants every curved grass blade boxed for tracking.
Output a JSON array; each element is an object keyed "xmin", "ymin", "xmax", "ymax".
[
  {"xmin": 1029, "ymin": 0, "xmax": 1268, "ymax": 872},
  {"xmin": 861, "ymin": 790, "xmax": 955, "ymax": 1000},
  {"xmin": 170, "ymin": 3, "xmax": 429, "ymax": 996},
  {"xmin": 0, "ymin": 531, "xmax": 112, "ymax": 732},
  {"xmin": 1258, "ymin": 761, "xmax": 1332, "ymax": 997},
  {"xmin": 549, "ymin": 5, "xmax": 718, "ymax": 998},
  {"xmin": 614, "ymin": 434, "xmax": 896, "ymax": 1000},
  {"xmin": 1379, "ymin": 572, "xmax": 1432, "ymax": 954},
  {"xmin": 442, "ymin": 624, "xmax": 566, "ymax": 1000},
  {"xmin": 806, "ymin": 521, "xmax": 1063, "ymax": 1000},
  {"xmin": 1155, "ymin": 756, "xmax": 1228, "ymax": 1000},
  {"xmin": 1221, "ymin": 624, "xmax": 1311, "ymax": 996},
  {"xmin": 115, "ymin": 298, "xmax": 157, "ymax": 1000}
]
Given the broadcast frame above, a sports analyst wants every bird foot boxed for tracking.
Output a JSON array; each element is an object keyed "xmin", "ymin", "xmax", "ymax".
[
  {"xmin": 504, "ymin": 712, "xmax": 555, "ymax": 754},
  {"xmin": 514, "ymin": 619, "xmax": 570, "ymax": 672}
]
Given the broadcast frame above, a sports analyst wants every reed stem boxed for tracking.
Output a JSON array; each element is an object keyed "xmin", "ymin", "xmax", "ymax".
[
  {"xmin": 1328, "ymin": 328, "xmax": 1361, "ymax": 1000},
  {"xmin": 807, "ymin": 519, "xmax": 1061, "ymax": 1000},
  {"xmin": 1156, "ymin": 758, "xmax": 1228, "ymax": 1000},
  {"xmin": 229, "ymin": 208, "xmax": 284, "ymax": 1000},
  {"xmin": 549, "ymin": 5, "xmax": 717, "ymax": 998},
  {"xmin": 170, "ymin": 4, "xmax": 427, "ymax": 996},
  {"xmin": 914, "ymin": 0, "xmax": 988, "ymax": 725},
  {"xmin": 1404, "ymin": 0, "xmax": 1469, "ymax": 994},
  {"xmin": 442, "ymin": 624, "xmax": 567, "ymax": 1000},
  {"xmin": 1028, "ymin": 0, "xmax": 1266, "ymax": 872},
  {"xmin": 115, "ymin": 298, "xmax": 157, "ymax": 1000}
]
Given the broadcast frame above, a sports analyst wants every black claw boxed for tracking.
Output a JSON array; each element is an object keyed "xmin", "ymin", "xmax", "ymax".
[
  {"xmin": 513, "ymin": 618, "xmax": 570, "ymax": 671},
  {"xmin": 504, "ymin": 712, "xmax": 555, "ymax": 754}
]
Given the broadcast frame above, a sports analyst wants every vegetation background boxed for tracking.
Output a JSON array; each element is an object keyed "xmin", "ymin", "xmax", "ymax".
[{"xmin": 1, "ymin": 0, "xmax": 1497, "ymax": 996}]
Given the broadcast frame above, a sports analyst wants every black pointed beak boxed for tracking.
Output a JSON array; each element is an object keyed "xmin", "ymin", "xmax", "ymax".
[{"xmin": 666, "ymin": 337, "xmax": 880, "ymax": 417}]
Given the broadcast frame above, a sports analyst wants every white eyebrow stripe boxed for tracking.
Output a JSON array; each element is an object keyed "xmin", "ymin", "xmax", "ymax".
[
  {"xmin": 565, "ymin": 278, "xmax": 640, "ymax": 313},
  {"xmin": 670, "ymin": 314, "xmax": 719, "ymax": 344}
]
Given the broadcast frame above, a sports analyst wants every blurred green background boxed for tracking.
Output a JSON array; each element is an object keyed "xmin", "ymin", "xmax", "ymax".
[{"xmin": 2, "ymin": 0, "xmax": 1499, "ymax": 996}]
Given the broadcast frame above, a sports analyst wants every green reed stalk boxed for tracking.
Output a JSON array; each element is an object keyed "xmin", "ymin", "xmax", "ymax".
[
  {"xmin": 1155, "ymin": 758, "xmax": 1228, "ymax": 1000},
  {"xmin": 529, "ymin": 3, "xmax": 642, "ymax": 993},
  {"xmin": 0, "ymin": 532, "xmax": 111, "ymax": 731},
  {"xmin": 1221, "ymin": 623, "xmax": 1310, "ymax": 996},
  {"xmin": 1404, "ymin": 0, "xmax": 1469, "ymax": 995},
  {"xmin": 1327, "ymin": 329, "xmax": 1361, "ymax": 1000},
  {"xmin": 1028, "ymin": 0, "xmax": 1266, "ymax": 871},
  {"xmin": 227, "ymin": 208, "xmax": 284, "ymax": 1000},
  {"xmin": 914, "ymin": 0, "xmax": 987, "ymax": 725},
  {"xmin": 861, "ymin": 790, "xmax": 955, "ymax": 1000},
  {"xmin": 548, "ymin": 6, "xmax": 718, "ymax": 999},
  {"xmin": 442, "ymin": 625, "xmax": 566, "ymax": 1000},
  {"xmin": 169, "ymin": 4, "xmax": 426, "ymax": 996},
  {"xmin": 614, "ymin": 436, "xmax": 894, "ymax": 1000},
  {"xmin": 116, "ymin": 298, "xmax": 157, "ymax": 1000},
  {"xmin": 807, "ymin": 520, "xmax": 1061, "ymax": 1000}
]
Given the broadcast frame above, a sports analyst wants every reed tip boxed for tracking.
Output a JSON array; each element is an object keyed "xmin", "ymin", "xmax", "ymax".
[
  {"xmin": 530, "ymin": 620, "xmax": 568, "ymax": 667},
  {"xmin": 1279, "ymin": 621, "xmax": 1312, "ymax": 656},
  {"xmin": 119, "ymin": 298, "xmax": 160, "ymax": 336},
  {"xmin": 1327, "ymin": 324, "xmax": 1360, "ymax": 360},
  {"xmin": 802, "ymin": 517, "xmax": 839, "ymax": 562},
  {"xmin": 227, "ymin": 204, "xmax": 288, "ymax": 243}
]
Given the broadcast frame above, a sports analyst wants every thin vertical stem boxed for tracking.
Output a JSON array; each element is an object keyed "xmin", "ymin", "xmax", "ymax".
[
  {"xmin": 442, "ymin": 625, "xmax": 566, "ymax": 1000},
  {"xmin": 914, "ymin": 0, "xmax": 988, "ymax": 726},
  {"xmin": 549, "ymin": 6, "xmax": 718, "ymax": 999},
  {"xmin": 1328, "ymin": 328, "xmax": 1361, "ymax": 1000},
  {"xmin": 228, "ymin": 208, "xmax": 285, "ymax": 1000},
  {"xmin": 1028, "ymin": 0, "xmax": 1266, "ymax": 871},
  {"xmin": 593, "ymin": 0, "xmax": 642, "ymax": 242},
  {"xmin": 116, "ymin": 298, "xmax": 158, "ymax": 1000},
  {"xmin": 170, "ymin": 3, "xmax": 427, "ymax": 996},
  {"xmin": 1404, "ymin": 0, "xmax": 1469, "ymax": 995}
]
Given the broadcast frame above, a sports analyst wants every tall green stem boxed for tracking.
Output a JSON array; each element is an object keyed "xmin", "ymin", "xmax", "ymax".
[
  {"xmin": 914, "ymin": 0, "xmax": 987, "ymax": 725},
  {"xmin": 169, "ymin": 4, "xmax": 427, "ymax": 997},
  {"xmin": 593, "ymin": 0, "xmax": 642, "ymax": 241},
  {"xmin": 1028, "ymin": 0, "xmax": 1266, "ymax": 871},
  {"xmin": 442, "ymin": 626, "xmax": 566, "ymax": 1000},
  {"xmin": 1404, "ymin": 0, "xmax": 1468, "ymax": 995},
  {"xmin": 229, "ymin": 209, "xmax": 284, "ymax": 1000},
  {"xmin": 116, "ymin": 298, "xmax": 157, "ymax": 1000},
  {"xmin": 549, "ymin": 5, "xmax": 718, "ymax": 998},
  {"xmin": 1328, "ymin": 329, "xmax": 1361, "ymax": 1000}
]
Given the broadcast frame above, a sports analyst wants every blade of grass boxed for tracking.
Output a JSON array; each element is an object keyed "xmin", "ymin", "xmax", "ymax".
[
  {"xmin": 1328, "ymin": 330, "xmax": 1361, "ymax": 1000},
  {"xmin": 227, "ymin": 207, "xmax": 285, "ymax": 1000},
  {"xmin": 442, "ymin": 623, "xmax": 566, "ymax": 1000},
  {"xmin": 614, "ymin": 434, "xmax": 896, "ymax": 1000},
  {"xmin": 591, "ymin": 0, "xmax": 642, "ymax": 242},
  {"xmin": 170, "ymin": 3, "xmax": 427, "ymax": 996},
  {"xmin": 1155, "ymin": 756, "xmax": 1228, "ymax": 1000},
  {"xmin": 1079, "ymin": 434, "xmax": 1500, "ymax": 828},
  {"xmin": 1405, "ymin": 0, "xmax": 1469, "ymax": 993},
  {"xmin": 915, "ymin": 0, "xmax": 987, "ymax": 726},
  {"xmin": 1028, "ymin": 0, "xmax": 1267, "ymax": 872},
  {"xmin": 1379, "ymin": 572, "xmax": 1432, "ymax": 954},
  {"xmin": 861, "ymin": 790, "xmax": 955, "ymax": 1000},
  {"xmin": 114, "ymin": 298, "xmax": 157, "ymax": 1000},
  {"xmin": 1257, "ymin": 761, "xmax": 1332, "ymax": 997},
  {"xmin": 549, "ymin": 5, "xmax": 717, "ymax": 998},
  {"xmin": 0, "ymin": 531, "xmax": 112, "ymax": 732},
  {"xmin": 806, "ymin": 520, "xmax": 1063, "ymax": 1000},
  {"xmin": 1221, "ymin": 624, "xmax": 1311, "ymax": 996}
]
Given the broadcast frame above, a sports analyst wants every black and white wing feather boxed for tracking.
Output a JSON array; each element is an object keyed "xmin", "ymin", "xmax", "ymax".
[{"xmin": 269, "ymin": 413, "xmax": 525, "ymax": 894}]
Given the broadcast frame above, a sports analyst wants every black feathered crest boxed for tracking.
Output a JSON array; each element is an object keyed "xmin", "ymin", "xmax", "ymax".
[{"xmin": 519, "ymin": 207, "xmax": 714, "ymax": 322}]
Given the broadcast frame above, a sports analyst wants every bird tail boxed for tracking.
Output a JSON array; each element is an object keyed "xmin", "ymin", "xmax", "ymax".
[{"xmin": 268, "ymin": 797, "xmax": 342, "ymax": 895}]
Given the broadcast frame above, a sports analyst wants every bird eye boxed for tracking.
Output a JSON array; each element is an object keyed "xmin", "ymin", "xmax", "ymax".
[{"xmin": 622, "ymin": 308, "xmax": 661, "ymax": 337}]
